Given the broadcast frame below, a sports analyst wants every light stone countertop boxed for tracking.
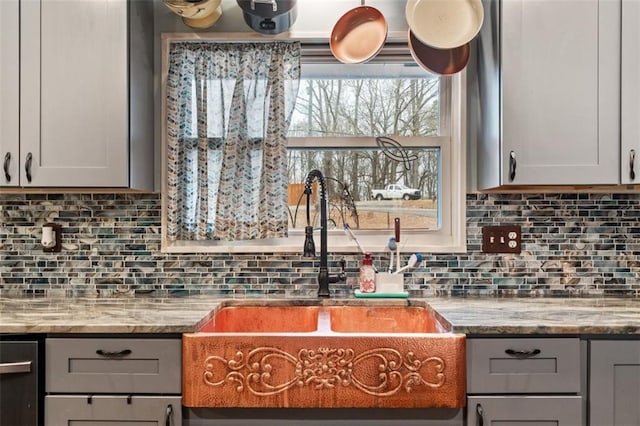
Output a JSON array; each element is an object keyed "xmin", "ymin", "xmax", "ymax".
[
  {"xmin": 426, "ymin": 297, "xmax": 640, "ymax": 335},
  {"xmin": 2, "ymin": 296, "xmax": 640, "ymax": 335}
]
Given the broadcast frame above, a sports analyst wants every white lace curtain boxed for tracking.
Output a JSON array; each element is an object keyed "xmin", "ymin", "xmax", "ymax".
[{"xmin": 166, "ymin": 41, "xmax": 300, "ymax": 241}]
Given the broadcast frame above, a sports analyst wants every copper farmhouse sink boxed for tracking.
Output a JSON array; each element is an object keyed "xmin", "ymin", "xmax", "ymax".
[
  {"xmin": 198, "ymin": 306, "xmax": 321, "ymax": 333},
  {"xmin": 328, "ymin": 306, "xmax": 449, "ymax": 333},
  {"xmin": 183, "ymin": 301, "xmax": 465, "ymax": 409}
]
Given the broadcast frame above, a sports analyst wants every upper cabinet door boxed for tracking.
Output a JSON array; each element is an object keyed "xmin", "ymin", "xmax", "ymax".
[
  {"xmin": 20, "ymin": 0, "xmax": 129, "ymax": 187},
  {"xmin": 0, "ymin": 0, "xmax": 19, "ymax": 187},
  {"xmin": 501, "ymin": 0, "xmax": 620, "ymax": 185},
  {"xmin": 621, "ymin": 0, "xmax": 640, "ymax": 184}
]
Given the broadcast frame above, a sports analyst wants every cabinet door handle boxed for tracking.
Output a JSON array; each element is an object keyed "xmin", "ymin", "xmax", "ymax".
[
  {"xmin": 3, "ymin": 152, "xmax": 10, "ymax": 182},
  {"xmin": 508, "ymin": 151, "xmax": 517, "ymax": 181},
  {"xmin": 630, "ymin": 149, "xmax": 636, "ymax": 181},
  {"xmin": 505, "ymin": 348, "xmax": 541, "ymax": 358},
  {"xmin": 476, "ymin": 403, "xmax": 484, "ymax": 426},
  {"xmin": 96, "ymin": 349, "xmax": 132, "ymax": 358},
  {"xmin": 25, "ymin": 152, "xmax": 33, "ymax": 183},
  {"xmin": 0, "ymin": 361, "xmax": 32, "ymax": 375},
  {"xmin": 165, "ymin": 404, "xmax": 173, "ymax": 426}
]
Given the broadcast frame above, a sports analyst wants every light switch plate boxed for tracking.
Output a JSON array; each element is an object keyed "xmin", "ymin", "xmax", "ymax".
[{"xmin": 482, "ymin": 225, "xmax": 521, "ymax": 254}]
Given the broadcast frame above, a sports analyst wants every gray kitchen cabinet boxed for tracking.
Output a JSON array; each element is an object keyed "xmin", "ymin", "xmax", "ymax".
[
  {"xmin": 621, "ymin": 0, "xmax": 640, "ymax": 184},
  {"xmin": 473, "ymin": 0, "xmax": 621, "ymax": 188},
  {"xmin": 466, "ymin": 337, "xmax": 584, "ymax": 426},
  {"xmin": 46, "ymin": 337, "xmax": 181, "ymax": 394},
  {"xmin": 46, "ymin": 395, "xmax": 182, "ymax": 426},
  {"xmin": 0, "ymin": 0, "xmax": 19, "ymax": 187},
  {"xmin": 590, "ymin": 340, "xmax": 640, "ymax": 426},
  {"xmin": 45, "ymin": 337, "xmax": 182, "ymax": 426},
  {"xmin": 467, "ymin": 396, "xmax": 582, "ymax": 426},
  {"xmin": 6, "ymin": 0, "xmax": 154, "ymax": 189},
  {"xmin": 467, "ymin": 338, "xmax": 581, "ymax": 393}
]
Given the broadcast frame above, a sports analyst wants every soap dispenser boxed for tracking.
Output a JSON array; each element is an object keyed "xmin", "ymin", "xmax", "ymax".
[{"xmin": 359, "ymin": 252, "xmax": 376, "ymax": 293}]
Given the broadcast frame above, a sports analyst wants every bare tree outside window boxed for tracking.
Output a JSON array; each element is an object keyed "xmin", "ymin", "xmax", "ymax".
[{"xmin": 287, "ymin": 76, "xmax": 441, "ymax": 231}]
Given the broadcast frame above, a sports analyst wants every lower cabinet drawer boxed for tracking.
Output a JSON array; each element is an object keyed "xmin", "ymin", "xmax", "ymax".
[
  {"xmin": 467, "ymin": 338, "xmax": 581, "ymax": 394},
  {"xmin": 45, "ymin": 395, "xmax": 182, "ymax": 426},
  {"xmin": 46, "ymin": 338, "xmax": 181, "ymax": 393},
  {"xmin": 466, "ymin": 396, "xmax": 582, "ymax": 426}
]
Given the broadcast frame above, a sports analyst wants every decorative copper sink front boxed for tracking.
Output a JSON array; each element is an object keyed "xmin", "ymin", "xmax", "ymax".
[{"xmin": 183, "ymin": 302, "xmax": 465, "ymax": 409}]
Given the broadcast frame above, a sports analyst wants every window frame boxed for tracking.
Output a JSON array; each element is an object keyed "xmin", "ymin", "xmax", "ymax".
[{"xmin": 160, "ymin": 33, "xmax": 466, "ymax": 254}]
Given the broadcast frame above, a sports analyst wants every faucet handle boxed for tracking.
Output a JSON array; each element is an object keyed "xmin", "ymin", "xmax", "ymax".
[
  {"xmin": 338, "ymin": 258, "xmax": 347, "ymax": 281},
  {"xmin": 303, "ymin": 225, "xmax": 316, "ymax": 257}
]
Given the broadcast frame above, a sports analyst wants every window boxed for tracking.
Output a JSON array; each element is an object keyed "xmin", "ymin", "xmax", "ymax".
[{"xmin": 161, "ymin": 36, "xmax": 466, "ymax": 253}]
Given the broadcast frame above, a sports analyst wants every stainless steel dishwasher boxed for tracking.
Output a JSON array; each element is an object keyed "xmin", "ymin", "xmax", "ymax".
[{"xmin": 0, "ymin": 335, "xmax": 42, "ymax": 426}]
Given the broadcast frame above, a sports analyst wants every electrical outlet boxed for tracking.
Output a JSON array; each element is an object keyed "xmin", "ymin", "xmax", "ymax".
[{"xmin": 482, "ymin": 225, "xmax": 521, "ymax": 253}]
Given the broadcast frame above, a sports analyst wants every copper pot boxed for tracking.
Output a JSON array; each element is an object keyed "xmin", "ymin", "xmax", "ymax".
[
  {"xmin": 408, "ymin": 30, "xmax": 470, "ymax": 75},
  {"xmin": 330, "ymin": 6, "xmax": 387, "ymax": 64}
]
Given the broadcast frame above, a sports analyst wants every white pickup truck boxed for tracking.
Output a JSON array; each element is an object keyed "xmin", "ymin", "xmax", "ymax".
[{"xmin": 371, "ymin": 184, "xmax": 421, "ymax": 201}]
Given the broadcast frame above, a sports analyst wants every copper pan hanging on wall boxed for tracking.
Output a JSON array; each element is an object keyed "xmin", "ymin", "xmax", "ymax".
[
  {"xmin": 330, "ymin": 1, "xmax": 388, "ymax": 64},
  {"xmin": 408, "ymin": 30, "xmax": 470, "ymax": 75}
]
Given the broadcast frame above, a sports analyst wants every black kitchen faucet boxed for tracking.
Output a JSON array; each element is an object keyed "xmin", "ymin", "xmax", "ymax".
[{"xmin": 303, "ymin": 169, "xmax": 346, "ymax": 297}]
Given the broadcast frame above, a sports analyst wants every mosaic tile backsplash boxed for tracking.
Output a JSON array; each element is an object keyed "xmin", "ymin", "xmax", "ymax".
[{"xmin": 1, "ymin": 193, "xmax": 640, "ymax": 298}]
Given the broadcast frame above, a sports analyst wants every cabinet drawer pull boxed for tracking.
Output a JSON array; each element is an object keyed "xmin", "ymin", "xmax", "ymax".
[
  {"xmin": 505, "ymin": 348, "xmax": 541, "ymax": 358},
  {"xmin": 25, "ymin": 152, "xmax": 33, "ymax": 183},
  {"xmin": 3, "ymin": 152, "xmax": 10, "ymax": 182},
  {"xmin": 508, "ymin": 151, "xmax": 517, "ymax": 181},
  {"xmin": 630, "ymin": 149, "xmax": 636, "ymax": 181},
  {"xmin": 0, "ymin": 360, "xmax": 32, "ymax": 374},
  {"xmin": 165, "ymin": 404, "xmax": 174, "ymax": 426},
  {"xmin": 96, "ymin": 349, "xmax": 132, "ymax": 358},
  {"xmin": 476, "ymin": 403, "xmax": 484, "ymax": 426}
]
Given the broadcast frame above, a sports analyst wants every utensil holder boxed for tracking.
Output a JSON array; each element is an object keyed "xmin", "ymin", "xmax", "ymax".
[{"xmin": 375, "ymin": 273, "xmax": 404, "ymax": 294}]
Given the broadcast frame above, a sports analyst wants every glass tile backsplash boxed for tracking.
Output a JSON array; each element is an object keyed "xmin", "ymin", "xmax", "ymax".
[{"xmin": 1, "ymin": 193, "xmax": 639, "ymax": 297}]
